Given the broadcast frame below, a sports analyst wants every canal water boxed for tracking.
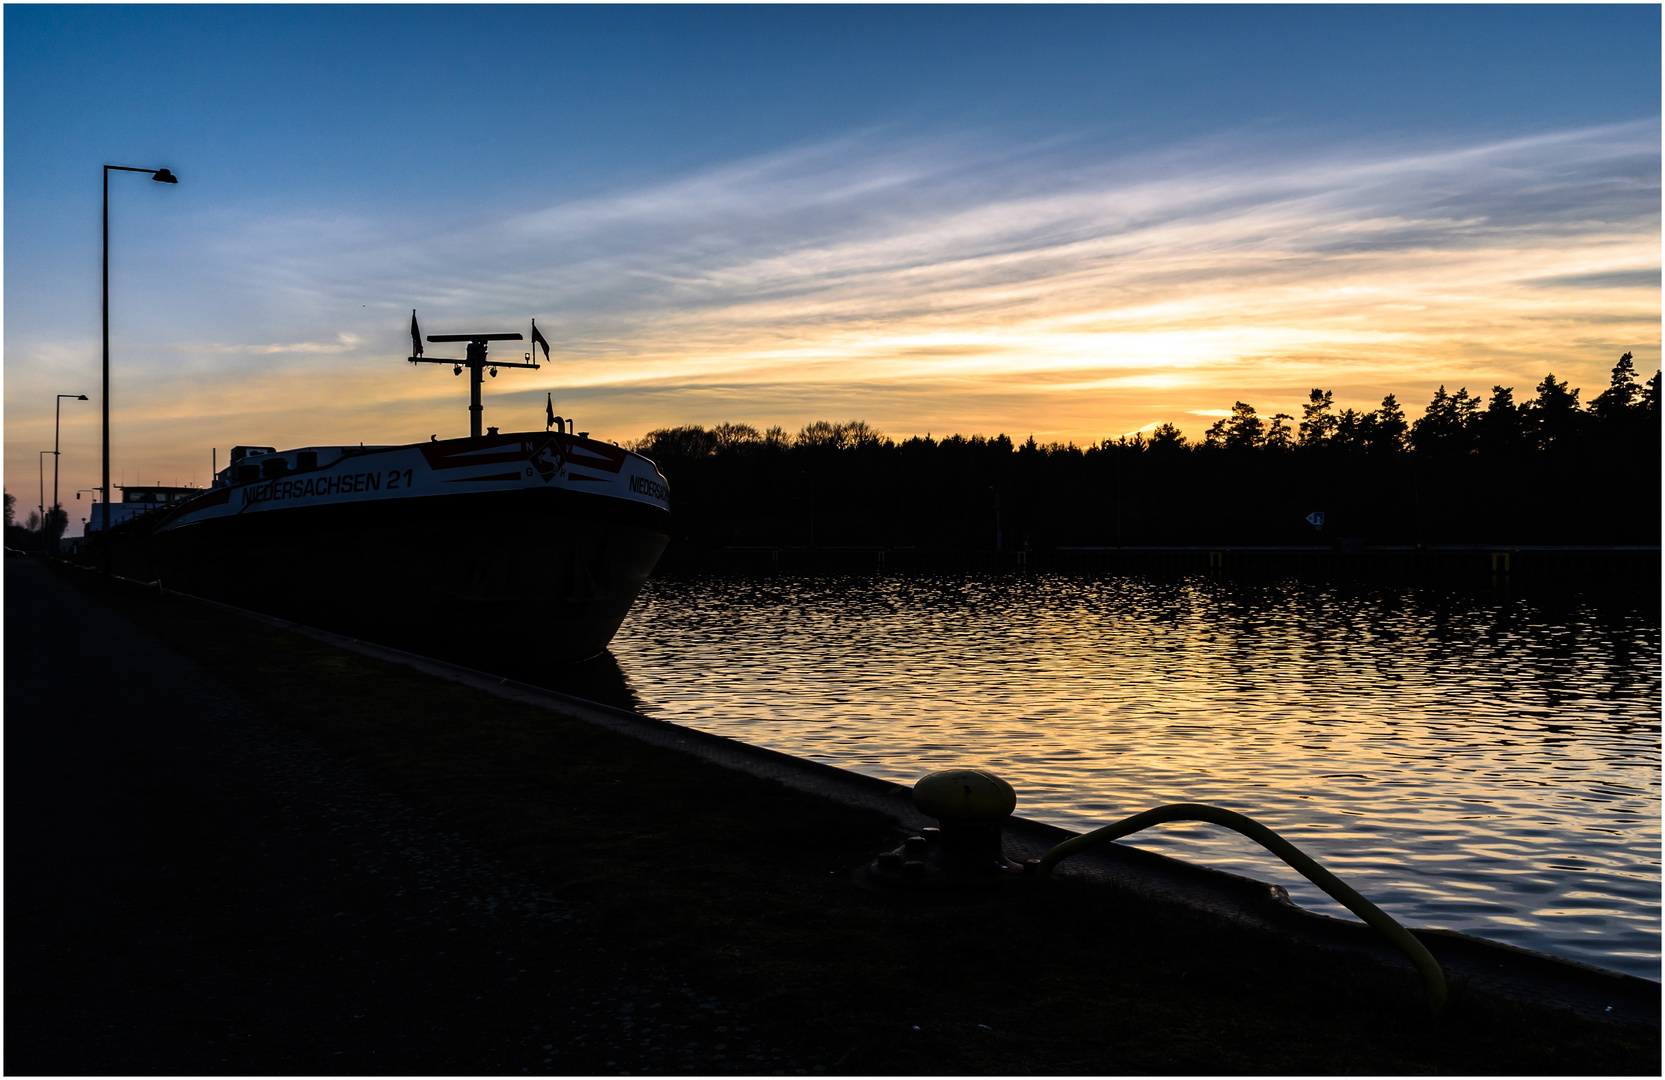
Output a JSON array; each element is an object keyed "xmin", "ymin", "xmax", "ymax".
[{"xmin": 604, "ymin": 573, "xmax": 1661, "ymax": 981}]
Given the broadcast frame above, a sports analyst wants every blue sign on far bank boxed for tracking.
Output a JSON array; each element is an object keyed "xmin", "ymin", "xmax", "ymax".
[{"xmin": 1306, "ymin": 511, "xmax": 1325, "ymax": 528}]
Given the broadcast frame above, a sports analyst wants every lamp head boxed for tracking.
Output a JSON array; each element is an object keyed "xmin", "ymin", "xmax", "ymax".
[
  {"xmin": 76, "ymin": 394, "xmax": 88, "ymax": 401},
  {"xmin": 151, "ymin": 168, "xmax": 179, "ymax": 184}
]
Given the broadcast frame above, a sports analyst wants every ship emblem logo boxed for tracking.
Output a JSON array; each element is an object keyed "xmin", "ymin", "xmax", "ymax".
[{"xmin": 530, "ymin": 438, "xmax": 565, "ymax": 483}]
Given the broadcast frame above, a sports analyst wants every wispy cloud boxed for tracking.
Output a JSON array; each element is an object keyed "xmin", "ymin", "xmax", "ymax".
[
  {"xmin": 1528, "ymin": 268, "xmax": 1660, "ymax": 290},
  {"xmin": 8, "ymin": 121, "xmax": 1658, "ymax": 490},
  {"xmin": 255, "ymin": 122, "xmax": 1659, "ymax": 385}
]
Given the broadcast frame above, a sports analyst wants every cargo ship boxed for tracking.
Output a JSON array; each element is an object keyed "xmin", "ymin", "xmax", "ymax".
[{"xmin": 91, "ymin": 316, "xmax": 672, "ymax": 667}]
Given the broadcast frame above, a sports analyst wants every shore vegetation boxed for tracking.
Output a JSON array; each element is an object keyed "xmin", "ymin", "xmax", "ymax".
[{"xmin": 630, "ymin": 355, "xmax": 1660, "ymax": 548}]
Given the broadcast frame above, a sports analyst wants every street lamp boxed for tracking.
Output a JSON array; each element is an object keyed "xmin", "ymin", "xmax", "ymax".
[
  {"xmin": 38, "ymin": 451, "xmax": 52, "ymax": 550},
  {"xmin": 102, "ymin": 164, "xmax": 178, "ymax": 575},
  {"xmin": 51, "ymin": 393, "xmax": 89, "ymax": 557}
]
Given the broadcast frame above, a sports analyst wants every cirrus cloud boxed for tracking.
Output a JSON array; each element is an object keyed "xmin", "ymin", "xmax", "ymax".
[{"xmin": 7, "ymin": 121, "xmax": 1658, "ymax": 495}]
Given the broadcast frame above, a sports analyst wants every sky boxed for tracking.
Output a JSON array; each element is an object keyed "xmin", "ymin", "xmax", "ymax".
[{"xmin": 4, "ymin": 5, "xmax": 1659, "ymax": 531}]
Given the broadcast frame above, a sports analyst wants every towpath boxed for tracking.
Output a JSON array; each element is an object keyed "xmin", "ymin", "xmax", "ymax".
[{"xmin": 4, "ymin": 559, "xmax": 804, "ymax": 1075}]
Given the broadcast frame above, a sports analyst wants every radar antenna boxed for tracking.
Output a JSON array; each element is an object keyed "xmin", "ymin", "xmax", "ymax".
[{"xmin": 406, "ymin": 310, "xmax": 541, "ymax": 438}]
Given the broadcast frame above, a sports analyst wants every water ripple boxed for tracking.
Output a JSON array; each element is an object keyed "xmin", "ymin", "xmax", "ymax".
[{"xmin": 608, "ymin": 573, "xmax": 1660, "ymax": 980}]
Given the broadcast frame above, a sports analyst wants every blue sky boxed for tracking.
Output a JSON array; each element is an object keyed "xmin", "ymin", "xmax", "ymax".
[{"xmin": 5, "ymin": 5, "xmax": 1659, "ymax": 526}]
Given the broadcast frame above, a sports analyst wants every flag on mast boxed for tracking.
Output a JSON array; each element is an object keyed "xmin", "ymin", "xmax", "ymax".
[
  {"xmin": 410, "ymin": 310, "xmax": 424, "ymax": 358},
  {"xmin": 546, "ymin": 392, "xmax": 555, "ymax": 431},
  {"xmin": 531, "ymin": 319, "xmax": 550, "ymax": 363}
]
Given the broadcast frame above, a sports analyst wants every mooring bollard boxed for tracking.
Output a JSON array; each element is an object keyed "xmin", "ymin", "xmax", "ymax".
[{"xmin": 865, "ymin": 768, "xmax": 1024, "ymax": 891}]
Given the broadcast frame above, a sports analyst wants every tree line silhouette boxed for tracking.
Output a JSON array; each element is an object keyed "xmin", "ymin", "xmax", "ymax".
[
  {"xmin": 631, "ymin": 354, "xmax": 1661, "ymax": 549},
  {"xmin": 2, "ymin": 492, "xmax": 69, "ymax": 554},
  {"xmin": 5, "ymin": 354, "xmax": 1652, "ymax": 553}
]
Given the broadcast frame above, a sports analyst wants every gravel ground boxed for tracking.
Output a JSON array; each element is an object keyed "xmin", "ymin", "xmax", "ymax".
[{"xmin": 5, "ymin": 560, "xmax": 820, "ymax": 1075}]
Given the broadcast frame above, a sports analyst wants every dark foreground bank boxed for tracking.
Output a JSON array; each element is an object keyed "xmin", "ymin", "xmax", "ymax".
[{"xmin": 6, "ymin": 560, "xmax": 1658, "ymax": 1075}]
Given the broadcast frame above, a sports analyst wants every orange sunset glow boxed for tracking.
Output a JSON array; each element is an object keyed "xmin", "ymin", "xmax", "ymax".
[
  {"xmin": 6, "ymin": 11, "xmax": 1658, "ymax": 520},
  {"xmin": 11, "ymin": 125, "xmax": 1660, "ymax": 502}
]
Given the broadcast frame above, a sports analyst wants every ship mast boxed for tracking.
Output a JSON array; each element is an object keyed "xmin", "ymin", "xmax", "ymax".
[{"xmin": 407, "ymin": 314, "xmax": 540, "ymax": 438}]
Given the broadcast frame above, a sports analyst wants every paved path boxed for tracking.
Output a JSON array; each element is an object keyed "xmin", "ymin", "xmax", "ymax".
[{"xmin": 4, "ymin": 560, "xmax": 811, "ymax": 1075}]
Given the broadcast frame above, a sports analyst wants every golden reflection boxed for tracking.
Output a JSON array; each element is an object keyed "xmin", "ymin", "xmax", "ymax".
[{"xmin": 599, "ymin": 574, "xmax": 1660, "ymax": 979}]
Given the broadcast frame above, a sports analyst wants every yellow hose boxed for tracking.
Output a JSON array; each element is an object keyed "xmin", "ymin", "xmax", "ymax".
[{"xmin": 1035, "ymin": 802, "xmax": 1447, "ymax": 1012}]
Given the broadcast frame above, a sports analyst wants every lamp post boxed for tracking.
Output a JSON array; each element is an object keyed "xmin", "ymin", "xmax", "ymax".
[
  {"xmin": 102, "ymin": 164, "xmax": 178, "ymax": 575},
  {"xmin": 52, "ymin": 393, "xmax": 89, "ymax": 557},
  {"xmin": 38, "ymin": 451, "xmax": 51, "ymax": 551}
]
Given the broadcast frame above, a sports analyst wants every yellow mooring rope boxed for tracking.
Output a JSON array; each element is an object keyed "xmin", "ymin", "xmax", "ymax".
[{"xmin": 1035, "ymin": 802, "xmax": 1447, "ymax": 1012}]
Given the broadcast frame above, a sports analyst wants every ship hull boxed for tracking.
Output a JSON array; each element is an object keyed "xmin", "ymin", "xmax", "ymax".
[{"xmin": 98, "ymin": 433, "xmax": 672, "ymax": 668}]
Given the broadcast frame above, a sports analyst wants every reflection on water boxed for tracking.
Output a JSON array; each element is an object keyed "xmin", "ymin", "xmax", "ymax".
[{"xmin": 605, "ymin": 573, "xmax": 1661, "ymax": 980}]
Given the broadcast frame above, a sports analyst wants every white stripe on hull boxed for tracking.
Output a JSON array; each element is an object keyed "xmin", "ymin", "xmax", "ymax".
[{"xmin": 159, "ymin": 431, "xmax": 669, "ymax": 534}]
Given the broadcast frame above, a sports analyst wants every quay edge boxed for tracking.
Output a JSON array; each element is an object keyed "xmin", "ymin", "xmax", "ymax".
[{"xmin": 92, "ymin": 562, "xmax": 1665, "ymax": 1027}]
